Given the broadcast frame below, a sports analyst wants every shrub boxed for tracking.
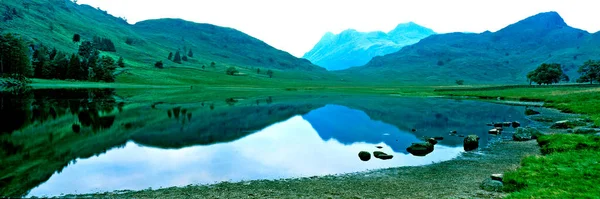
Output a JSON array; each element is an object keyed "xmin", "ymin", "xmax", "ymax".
[
  {"xmin": 154, "ymin": 61, "xmax": 164, "ymax": 69},
  {"xmin": 117, "ymin": 57, "xmax": 125, "ymax": 68},
  {"xmin": 226, "ymin": 67, "xmax": 238, "ymax": 75},
  {"xmin": 455, "ymin": 80, "xmax": 464, "ymax": 85}
]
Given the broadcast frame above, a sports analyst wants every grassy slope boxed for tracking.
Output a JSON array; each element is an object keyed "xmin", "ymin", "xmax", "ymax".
[
  {"xmin": 340, "ymin": 12, "xmax": 600, "ymax": 84},
  {"xmin": 0, "ymin": 0, "xmax": 334, "ymax": 86}
]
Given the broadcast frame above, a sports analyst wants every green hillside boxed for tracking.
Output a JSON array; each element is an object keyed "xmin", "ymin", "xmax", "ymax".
[
  {"xmin": 340, "ymin": 12, "xmax": 600, "ymax": 84},
  {"xmin": 0, "ymin": 0, "xmax": 329, "ymax": 86}
]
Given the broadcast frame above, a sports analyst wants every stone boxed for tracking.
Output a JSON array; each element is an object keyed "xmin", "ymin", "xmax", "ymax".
[
  {"xmin": 495, "ymin": 127, "xmax": 503, "ymax": 131},
  {"xmin": 513, "ymin": 127, "xmax": 543, "ymax": 141},
  {"xmin": 574, "ymin": 128, "xmax": 600, "ymax": 135},
  {"xmin": 463, "ymin": 135, "xmax": 480, "ymax": 151},
  {"xmin": 481, "ymin": 178, "xmax": 504, "ymax": 192},
  {"xmin": 488, "ymin": 129, "xmax": 500, "ymax": 135},
  {"xmin": 450, "ymin": 130, "xmax": 458, "ymax": 134},
  {"xmin": 376, "ymin": 146, "xmax": 383, "ymax": 149},
  {"xmin": 377, "ymin": 154, "xmax": 394, "ymax": 160},
  {"xmin": 406, "ymin": 142, "xmax": 434, "ymax": 156},
  {"xmin": 411, "ymin": 128, "xmax": 417, "ymax": 132},
  {"xmin": 503, "ymin": 122, "xmax": 512, "ymax": 127},
  {"xmin": 373, "ymin": 151, "xmax": 386, "ymax": 158},
  {"xmin": 433, "ymin": 136, "xmax": 444, "ymax": 140},
  {"xmin": 525, "ymin": 109, "xmax": 540, "ymax": 116},
  {"xmin": 493, "ymin": 123, "xmax": 503, "ymax": 128},
  {"xmin": 512, "ymin": 121, "xmax": 521, "ymax": 128},
  {"xmin": 491, "ymin": 174, "xmax": 504, "ymax": 182},
  {"xmin": 358, "ymin": 151, "xmax": 371, "ymax": 161},
  {"xmin": 427, "ymin": 138, "xmax": 438, "ymax": 145}
]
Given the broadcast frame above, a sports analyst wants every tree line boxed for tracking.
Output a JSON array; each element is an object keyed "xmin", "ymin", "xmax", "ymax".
[
  {"xmin": 1, "ymin": 33, "xmax": 121, "ymax": 82},
  {"xmin": 527, "ymin": 61, "xmax": 600, "ymax": 85}
]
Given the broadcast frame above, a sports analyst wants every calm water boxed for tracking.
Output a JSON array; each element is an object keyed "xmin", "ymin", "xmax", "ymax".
[{"xmin": 0, "ymin": 89, "xmax": 535, "ymax": 197}]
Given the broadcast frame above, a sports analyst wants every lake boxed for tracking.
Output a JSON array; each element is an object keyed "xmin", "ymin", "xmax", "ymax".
[{"xmin": 0, "ymin": 88, "xmax": 535, "ymax": 197}]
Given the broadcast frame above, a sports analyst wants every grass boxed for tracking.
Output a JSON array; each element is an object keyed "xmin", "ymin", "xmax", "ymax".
[{"xmin": 437, "ymin": 85, "xmax": 600, "ymax": 199}]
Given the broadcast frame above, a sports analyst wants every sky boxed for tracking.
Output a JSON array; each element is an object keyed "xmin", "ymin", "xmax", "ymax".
[{"xmin": 77, "ymin": 0, "xmax": 600, "ymax": 57}]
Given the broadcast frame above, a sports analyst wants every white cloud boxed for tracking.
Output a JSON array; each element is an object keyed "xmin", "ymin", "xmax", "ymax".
[{"xmin": 77, "ymin": 0, "xmax": 600, "ymax": 57}]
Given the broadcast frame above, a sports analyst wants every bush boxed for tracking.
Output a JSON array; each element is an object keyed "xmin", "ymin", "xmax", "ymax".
[
  {"xmin": 455, "ymin": 80, "xmax": 464, "ymax": 85},
  {"xmin": 226, "ymin": 67, "xmax": 238, "ymax": 75},
  {"xmin": 154, "ymin": 61, "xmax": 164, "ymax": 69}
]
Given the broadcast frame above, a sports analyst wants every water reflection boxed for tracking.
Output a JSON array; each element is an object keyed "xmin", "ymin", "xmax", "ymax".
[{"xmin": 0, "ymin": 89, "xmax": 535, "ymax": 197}]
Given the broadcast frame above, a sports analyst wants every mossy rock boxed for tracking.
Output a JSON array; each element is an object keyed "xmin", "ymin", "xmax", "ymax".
[
  {"xmin": 513, "ymin": 127, "xmax": 543, "ymax": 141},
  {"xmin": 464, "ymin": 135, "xmax": 480, "ymax": 151},
  {"xmin": 358, "ymin": 151, "xmax": 371, "ymax": 161},
  {"xmin": 481, "ymin": 178, "xmax": 504, "ymax": 192},
  {"xmin": 406, "ymin": 142, "xmax": 434, "ymax": 156}
]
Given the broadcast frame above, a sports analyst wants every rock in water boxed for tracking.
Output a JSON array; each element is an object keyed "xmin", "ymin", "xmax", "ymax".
[
  {"xmin": 427, "ymin": 138, "xmax": 438, "ymax": 145},
  {"xmin": 513, "ymin": 127, "xmax": 543, "ymax": 141},
  {"xmin": 373, "ymin": 151, "xmax": 386, "ymax": 158},
  {"xmin": 434, "ymin": 136, "xmax": 444, "ymax": 140},
  {"xmin": 376, "ymin": 146, "xmax": 383, "ymax": 149},
  {"xmin": 503, "ymin": 122, "xmax": 512, "ymax": 127},
  {"xmin": 481, "ymin": 178, "xmax": 504, "ymax": 192},
  {"xmin": 377, "ymin": 154, "xmax": 393, "ymax": 160},
  {"xmin": 525, "ymin": 109, "xmax": 540, "ymax": 116},
  {"xmin": 463, "ymin": 135, "xmax": 480, "ymax": 151},
  {"xmin": 358, "ymin": 151, "xmax": 371, "ymax": 161},
  {"xmin": 406, "ymin": 142, "xmax": 434, "ymax": 156},
  {"xmin": 488, "ymin": 129, "xmax": 500, "ymax": 135},
  {"xmin": 450, "ymin": 130, "xmax": 458, "ymax": 134},
  {"xmin": 493, "ymin": 123, "xmax": 503, "ymax": 128},
  {"xmin": 512, "ymin": 121, "xmax": 521, "ymax": 128},
  {"xmin": 491, "ymin": 174, "xmax": 504, "ymax": 182},
  {"xmin": 551, "ymin": 120, "xmax": 570, "ymax": 129}
]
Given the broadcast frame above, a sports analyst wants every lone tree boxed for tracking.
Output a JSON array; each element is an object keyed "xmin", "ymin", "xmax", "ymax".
[
  {"xmin": 72, "ymin": 34, "xmax": 81, "ymax": 43},
  {"xmin": 117, "ymin": 57, "xmax": 125, "ymax": 68},
  {"xmin": 577, "ymin": 60, "xmax": 600, "ymax": 84},
  {"xmin": 168, "ymin": 52, "xmax": 173, "ymax": 60},
  {"xmin": 154, "ymin": 61, "xmax": 164, "ymax": 69},
  {"xmin": 526, "ymin": 63, "xmax": 564, "ymax": 85},
  {"xmin": 266, "ymin": 69, "xmax": 274, "ymax": 78},
  {"xmin": 226, "ymin": 66, "xmax": 238, "ymax": 75},
  {"xmin": 188, "ymin": 49, "xmax": 193, "ymax": 57},
  {"xmin": 173, "ymin": 51, "xmax": 182, "ymax": 64}
]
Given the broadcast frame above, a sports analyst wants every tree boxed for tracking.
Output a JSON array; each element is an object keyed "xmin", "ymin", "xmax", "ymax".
[
  {"xmin": 577, "ymin": 60, "xmax": 600, "ymax": 84},
  {"xmin": 51, "ymin": 52, "xmax": 69, "ymax": 79},
  {"xmin": 117, "ymin": 57, "xmax": 125, "ymax": 68},
  {"xmin": 188, "ymin": 49, "xmax": 193, "ymax": 57},
  {"xmin": 173, "ymin": 51, "xmax": 182, "ymax": 64},
  {"xmin": 561, "ymin": 73, "xmax": 570, "ymax": 82},
  {"xmin": 92, "ymin": 36, "xmax": 116, "ymax": 52},
  {"xmin": 455, "ymin": 80, "xmax": 464, "ymax": 85},
  {"xmin": 226, "ymin": 67, "xmax": 238, "ymax": 75},
  {"xmin": 168, "ymin": 52, "xmax": 173, "ymax": 60},
  {"xmin": 526, "ymin": 63, "xmax": 564, "ymax": 85},
  {"xmin": 266, "ymin": 69, "xmax": 274, "ymax": 78},
  {"xmin": 67, "ymin": 53, "xmax": 86, "ymax": 80},
  {"xmin": 154, "ymin": 61, "xmax": 164, "ymax": 69},
  {"xmin": 257, "ymin": 68, "xmax": 260, "ymax": 74},
  {"xmin": 210, "ymin": 61, "xmax": 216, "ymax": 68},
  {"xmin": 95, "ymin": 56, "xmax": 116, "ymax": 82},
  {"xmin": 32, "ymin": 44, "xmax": 49, "ymax": 78},
  {"xmin": 73, "ymin": 34, "xmax": 81, "ymax": 43},
  {"xmin": 0, "ymin": 33, "xmax": 32, "ymax": 79}
]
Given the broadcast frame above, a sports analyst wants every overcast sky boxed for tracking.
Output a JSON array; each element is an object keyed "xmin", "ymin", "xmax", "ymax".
[{"xmin": 77, "ymin": 0, "xmax": 600, "ymax": 57}]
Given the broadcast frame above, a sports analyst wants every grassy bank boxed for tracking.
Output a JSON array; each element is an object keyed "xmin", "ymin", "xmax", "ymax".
[{"xmin": 437, "ymin": 85, "xmax": 600, "ymax": 198}]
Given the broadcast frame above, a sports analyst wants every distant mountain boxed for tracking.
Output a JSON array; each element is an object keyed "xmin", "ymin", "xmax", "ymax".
[
  {"xmin": 0, "ymin": 0, "xmax": 324, "ymax": 84},
  {"xmin": 303, "ymin": 22, "xmax": 436, "ymax": 71},
  {"xmin": 341, "ymin": 12, "xmax": 600, "ymax": 83}
]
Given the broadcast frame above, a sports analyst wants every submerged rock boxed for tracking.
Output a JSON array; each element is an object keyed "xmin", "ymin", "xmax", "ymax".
[
  {"xmin": 481, "ymin": 178, "xmax": 504, "ymax": 192},
  {"xmin": 406, "ymin": 142, "xmax": 434, "ymax": 156},
  {"xmin": 513, "ymin": 127, "xmax": 543, "ymax": 141},
  {"xmin": 491, "ymin": 174, "xmax": 504, "ymax": 182},
  {"xmin": 512, "ymin": 121, "xmax": 521, "ymax": 128},
  {"xmin": 358, "ymin": 151, "xmax": 371, "ymax": 161},
  {"xmin": 463, "ymin": 135, "xmax": 480, "ymax": 151},
  {"xmin": 525, "ymin": 109, "xmax": 540, "ymax": 116}
]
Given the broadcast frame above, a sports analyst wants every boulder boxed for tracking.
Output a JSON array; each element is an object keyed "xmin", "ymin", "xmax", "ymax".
[
  {"xmin": 481, "ymin": 178, "xmax": 504, "ymax": 192},
  {"xmin": 494, "ymin": 127, "xmax": 503, "ymax": 131},
  {"xmin": 525, "ymin": 109, "xmax": 540, "ymax": 116},
  {"xmin": 488, "ymin": 129, "xmax": 500, "ymax": 135},
  {"xmin": 551, "ymin": 120, "xmax": 587, "ymax": 129},
  {"xmin": 377, "ymin": 154, "xmax": 394, "ymax": 160},
  {"xmin": 406, "ymin": 142, "xmax": 434, "ymax": 156},
  {"xmin": 503, "ymin": 122, "xmax": 512, "ymax": 127},
  {"xmin": 427, "ymin": 138, "xmax": 438, "ymax": 145},
  {"xmin": 358, "ymin": 151, "xmax": 371, "ymax": 161},
  {"xmin": 373, "ymin": 151, "xmax": 386, "ymax": 158},
  {"xmin": 433, "ymin": 136, "xmax": 444, "ymax": 140},
  {"xmin": 512, "ymin": 121, "xmax": 521, "ymax": 128},
  {"xmin": 493, "ymin": 123, "xmax": 503, "ymax": 128},
  {"xmin": 574, "ymin": 128, "xmax": 600, "ymax": 135},
  {"xmin": 491, "ymin": 174, "xmax": 504, "ymax": 182},
  {"xmin": 463, "ymin": 135, "xmax": 480, "ymax": 151},
  {"xmin": 513, "ymin": 127, "xmax": 543, "ymax": 141}
]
